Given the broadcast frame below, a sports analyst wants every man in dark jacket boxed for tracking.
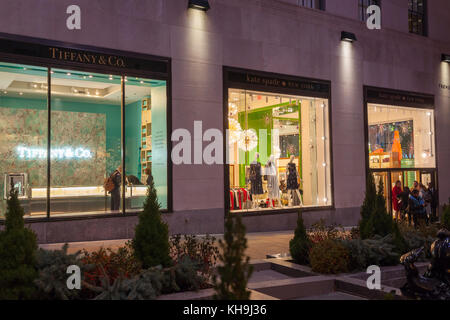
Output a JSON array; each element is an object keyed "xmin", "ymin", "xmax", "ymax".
[
  {"xmin": 110, "ymin": 165, "xmax": 122, "ymax": 211},
  {"xmin": 408, "ymin": 189, "xmax": 426, "ymax": 228},
  {"xmin": 428, "ymin": 182, "xmax": 438, "ymax": 222}
]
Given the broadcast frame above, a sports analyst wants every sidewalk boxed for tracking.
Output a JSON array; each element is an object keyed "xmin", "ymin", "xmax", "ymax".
[{"xmin": 39, "ymin": 230, "xmax": 295, "ymax": 260}]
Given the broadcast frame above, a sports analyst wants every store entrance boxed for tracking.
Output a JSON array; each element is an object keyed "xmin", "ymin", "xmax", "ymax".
[{"xmin": 371, "ymin": 169, "xmax": 437, "ymax": 218}]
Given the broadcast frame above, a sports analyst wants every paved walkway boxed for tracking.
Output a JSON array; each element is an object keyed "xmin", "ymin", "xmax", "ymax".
[{"xmin": 39, "ymin": 230, "xmax": 295, "ymax": 260}]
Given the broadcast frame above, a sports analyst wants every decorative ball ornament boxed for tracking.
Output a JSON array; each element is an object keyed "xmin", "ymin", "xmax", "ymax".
[
  {"xmin": 228, "ymin": 102, "xmax": 238, "ymax": 117},
  {"xmin": 238, "ymin": 129, "xmax": 258, "ymax": 152},
  {"xmin": 228, "ymin": 118, "xmax": 242, "ymax": 145}
]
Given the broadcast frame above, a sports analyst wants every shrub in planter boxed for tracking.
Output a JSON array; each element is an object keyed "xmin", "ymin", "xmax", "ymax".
[
  {"xmin": 309, "ymin": 239, "xmax": 350, "ymax": 274},
  {"xmin": 213, "ymin": 213, "xmax": 253, "ymax": 300},
  {"xmin": 34, "ymin": 244, "xmax": 85, "ymax": 300},
  {"xmin": 0, "ymin": 189, "xmax": 38, "ymax": 300},
  {"xmin": 308, "ymin": 219, "xmax": 353, "ymax": 244},
  {"xmin": 289, "ymin": 211, "xmax": 312, "ymax": 265},
  {"xmin": 340, "ymin": 236, "xmax": 400, "ymax": 271},
  {"xmin": 81, "ymin": 241, "xmax": 141, "ymax": 289},
  {"xmin": 132, "ymin": 180, "xmax": 171, "ymax": 268},
  {"xmin": 91, "ymin": 256, "xmax": 203, "ymax": 300},
  {"xmin": 169, "ymin": 234, "xmax": 219, "ymax": 283}
]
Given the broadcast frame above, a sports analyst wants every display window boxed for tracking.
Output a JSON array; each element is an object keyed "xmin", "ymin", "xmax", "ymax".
[
  {"xmin": 365, "ymin": 87, "xmax": 437, "ymax": 220},
  {"xmin": 0, "ymin": 60, "xmax": 169, "ymax": 219},
  {"xmin": 0, "ymin": 62, "xmax": 48, "ymax": 217},
  {"xmin": 368, "ymin": 104, "xmax": 435, "ymax": 169},
  {"xmin": 227, "ymin": 88, "xmax": 332, "ymax": 213}
]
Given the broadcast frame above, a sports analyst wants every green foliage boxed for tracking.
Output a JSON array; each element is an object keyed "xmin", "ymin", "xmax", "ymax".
[
  {"xmin": 169, "ymin": 234, "xmax": 219, "ymax": 283},
  {"xmin": 289, "ymin": 211, "xmax": 312, "ymax": 265},
  {"xmin": 132, "ymin": 180, "xmax": 171, "ymax": 269},
  {"xmin": 213, "ymin": 214, "xmax": 253, "ymax": 300},
  {"xmin": 0, "ymin": 189, "xmax": 38, "ymax": 300},
  {"xmin": 340, "ymin": 235, "xmax": 400, "ymax": 271},
  {"xmin": 91, "ymin": 256, "xmax": 203, "ymax": 300},
  {"xmin": 442, "ymin": 203, "xmax": 450, "ymax": 230},
  {"xmin": 34, "ymin": 244, "xmax": 85, "ymax": 300},
  {"xmin": 309, "ymin": 239, "xmax": 350, "ymax": 274},
  {"xmin": 360, "ymin": 174, "xmax": 394, "ymax": 239}
]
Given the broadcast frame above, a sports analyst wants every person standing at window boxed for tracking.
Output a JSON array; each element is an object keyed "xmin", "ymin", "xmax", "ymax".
[
  {"xmin": 145, "ymin": 167, "xmax": 153, "ymax": 186},
  {"xmin": 110, "ymin": 165, "xmax": 122, "ymax": 211},
  {"xmin": 392, "ymin": 180, "xmax": 402, "ymax": 221}
]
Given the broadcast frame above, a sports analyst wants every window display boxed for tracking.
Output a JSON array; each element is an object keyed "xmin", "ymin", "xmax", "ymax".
[
  {"xmin": 0, "ymin": 62, "xmax": 168, "ymax": 219},
  {"xmin": 367, "ymin": 104, "xmax": 435, "ymax": 169},
  {"xmin": 227, "ymin": 89, "xmax": 332, "ymax": 213}
]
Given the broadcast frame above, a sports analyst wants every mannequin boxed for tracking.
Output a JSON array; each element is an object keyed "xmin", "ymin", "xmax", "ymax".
[
  {"xmin": 266, "ymin": 155, "xmax": 280, "ymax": 208},
  {"xmin": 250, "ymin": 152, "xmax": 264, "ymax": 207},
  {"xmin": 286, "ymin": 155, "xmax": 302, "ymax": 206}
]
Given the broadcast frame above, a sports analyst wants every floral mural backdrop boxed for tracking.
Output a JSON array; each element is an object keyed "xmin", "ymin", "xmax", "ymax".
[{"xmin": 0, "ymin": 107, "xmax": 107, "ymax": 198}]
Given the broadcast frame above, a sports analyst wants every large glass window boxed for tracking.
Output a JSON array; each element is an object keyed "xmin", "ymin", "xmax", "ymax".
[
  {"xmin": 408, "ymin": 0, "xmax": 426, "ymax": 36},
  {"xmin": 49, "ymin": 69, "xmax": 122, "ymax": 216},
  {"xmin": 228, "ymin": 89, "xmax": 332, "ymax": 213},
  {"xmin": 367, "ymin": 104, "xmax": 435, "ymax": 169},
  {"xmin": 125, "ymin": 77, "xmax": 168, "ymax": 211},
  {"xmin": 0, "ymin": 61, "xmax": 168, "ymax": 219},
  {"xmin": 0, "ymin": 62, "xmax": 48, "ymax": 218}
]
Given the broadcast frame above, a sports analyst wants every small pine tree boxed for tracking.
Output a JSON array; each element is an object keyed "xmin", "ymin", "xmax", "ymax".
[
  {"xmin": 359, "ymin": 171, "xmax": 378, "ymax": 238},
  {"xmin": 132, "ymin": 179, "xmax": 171, "ymax": 269},
  {"xmin": 360, "ymin": 174, "xmax": 394, "ymax": 239},
  {"xmin": 0, "ymin": 189, "xmax": 38, "ymax": 300},
  {"xmin": 289, "ymin": 211, "xmax": 312, "ymax": 265},
  {"xmin": 213, "ymin": 213, "xmax": 253, "ymax": 300}
]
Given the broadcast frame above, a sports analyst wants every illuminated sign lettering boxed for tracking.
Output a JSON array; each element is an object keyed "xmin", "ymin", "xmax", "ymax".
[{"xmin": 16, "ymin": 146, "xmax": 92, "ymax": 160}]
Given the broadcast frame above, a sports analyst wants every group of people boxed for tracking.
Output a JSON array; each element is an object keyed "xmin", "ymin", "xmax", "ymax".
[{"xmin": 392, "ymin": 180, "xmax": 438, "ymax": 227}]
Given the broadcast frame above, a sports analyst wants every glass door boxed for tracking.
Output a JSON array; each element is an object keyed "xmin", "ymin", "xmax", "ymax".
[{"xmin": 372, "ymin": 171, "xmax": 390, "ymax": 213}]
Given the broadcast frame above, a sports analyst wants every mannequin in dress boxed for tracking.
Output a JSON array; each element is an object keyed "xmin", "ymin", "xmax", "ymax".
[
  {"xmin": 250, "ymin": 152, "xmax": 263, "ymax": 207},
  {"xmin": 266, "ymin": 155, "xmax": 280, "ymax": 208},
  {"xmin": 286, "ymin": 155, "xmax": 302, "ymax": 206}
]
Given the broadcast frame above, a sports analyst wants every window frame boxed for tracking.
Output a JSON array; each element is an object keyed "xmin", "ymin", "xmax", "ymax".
[
  {"xmin": 0, "ymin": 33, "xmax": 173, "ymax": 221},
  {"xmin": 408, "ymin": 0, "xmax": 427, "ymax": 36},
  {"xmin": 223, "ymin": 66, "xmax": 334, "ymax": 217},
  {"xmin": 363, "ymin": 86, "xmax": 438, "ymax": 215}
]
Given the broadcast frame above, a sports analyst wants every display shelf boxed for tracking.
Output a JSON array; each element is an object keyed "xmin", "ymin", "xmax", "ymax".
[{"xmin": 141, "ymin": 98, "xmax": 152, "ymax": 182}]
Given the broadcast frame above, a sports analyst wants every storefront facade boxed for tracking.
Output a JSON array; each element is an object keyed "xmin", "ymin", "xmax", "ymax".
[{"xmin": 0, "ymin": 0, "xmax": 449, "ymax": 243}]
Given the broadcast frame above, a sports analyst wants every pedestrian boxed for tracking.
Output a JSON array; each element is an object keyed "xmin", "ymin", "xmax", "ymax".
[
  {"xmin": 392, "ymin": 180, "xmax": 402, "ymax": 221},
  {"xmin": 428, "ymin": 182, "xmax": 438, "ymax": 222},
  {"xmin": 398, "ymin": 186, "xmax": 410, "ymax": 221},
  {"xmin": 409, "ymin": 189, "xmax": 426, "ymax": 228}
]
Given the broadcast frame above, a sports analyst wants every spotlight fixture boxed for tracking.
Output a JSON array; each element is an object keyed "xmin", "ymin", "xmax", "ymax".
[
  {"xmin": 188, "ymin": 0, "xmax": 210, "ymax": 11},
  {"xmin": 341, "ymin": 31, "xmax": 357, "ymax": 42},
  {"xmin": 442, "ymin": 54, "xmax": 450, "ymax": 63}
]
